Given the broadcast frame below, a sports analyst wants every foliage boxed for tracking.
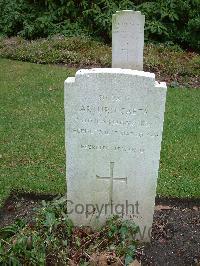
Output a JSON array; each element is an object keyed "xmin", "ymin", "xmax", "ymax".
[
  {"xmin": 0, "ymin": 36, "xmax": 199, "ymax": 88},
  {"xmin": 0, "ymin": 36, "xmax": 111, "ymax": 66},
  {"xmin": 0, "ymin": 197, "xmax": 73, "ymax": 264},
  {"xmin": 105, "ymin": 216, "xmax": 139, "ymax": 265},
  {"xmin": 0, "ymin": 0, "xmax": 199, "ymax": 50},
  {"xmin": 0, "ymin": 197, "xmax": 139, "ymax": 265},
  {"xmin": 138, "ymin": 0, "xmax": 200, "ymax": 50}
]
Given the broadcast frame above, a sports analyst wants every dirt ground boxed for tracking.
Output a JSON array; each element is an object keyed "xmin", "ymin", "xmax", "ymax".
[{"xmin": 0, "ymin": 193, "xmax": 199, "ymax": 266}]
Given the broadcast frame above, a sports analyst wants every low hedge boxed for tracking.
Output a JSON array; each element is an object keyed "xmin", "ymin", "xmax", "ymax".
[{"xmin": 0, "ymin": 36, "xmax": 199, "ymax": 88}]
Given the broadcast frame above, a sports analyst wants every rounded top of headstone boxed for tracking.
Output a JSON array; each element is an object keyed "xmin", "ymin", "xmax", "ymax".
[
  {"xmin": 76, "ymin": 68, "xmax": 155, "ymax": 79},
  {"xmin": 113, "ymin": 10, "xmax": 144, "ymax": 19},
  {"xmin": 115, "ymin": 10, "xmax": 142, "ymax": 15}
]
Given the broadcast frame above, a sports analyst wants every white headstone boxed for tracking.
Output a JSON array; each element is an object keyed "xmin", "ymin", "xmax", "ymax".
[
  {"xmin": 64, "ymin": 68, "xmax": 167, "ymax": 241},
  {"xmin": 112, "ymin": 10, "xmax": 145, "ymax": 70}
]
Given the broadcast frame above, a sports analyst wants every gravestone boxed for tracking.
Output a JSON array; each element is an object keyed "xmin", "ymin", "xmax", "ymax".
[
  {"xmin": 64, "ymin": 68, "xmax": 167, "ymax": 241},
  {"xmin": 112, "ymin": 10, "xmax": 145, "ymax": 70}
]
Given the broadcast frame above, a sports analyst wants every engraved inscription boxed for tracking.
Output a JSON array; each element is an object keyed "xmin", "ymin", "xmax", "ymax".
[
  {"xmin": 71, "ymin": 128, "xmax": 158, "ymax": 138},
  {"xmin": 72, "ymin": 128, "xmax": 141, "ymax": 136},
  {"xmin": 81, "ymin": 144, "xmax": 145, "ymax": 153},
  {"xmin": 79, "ymin": 105, "xmax": 147, "ymax": 115},
  {"xmin": 70, "ymin": 93, "xmax": 159, "ymax": 142},
  {"xmin": 113, "ymin": 22, "xmax": 143, "ymax": 33},
  {"xmin": 71, "ymin": 93, "xmax": 159, "ymax": 154}
]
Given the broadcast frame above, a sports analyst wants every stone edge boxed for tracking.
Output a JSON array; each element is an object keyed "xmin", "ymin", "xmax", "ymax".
[{"xmin": 64, "ymin": 69, "xmax": 167, "ymax": 88}]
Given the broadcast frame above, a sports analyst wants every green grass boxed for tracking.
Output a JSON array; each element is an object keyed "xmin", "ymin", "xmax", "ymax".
[
  {"xmin": 0, "ymin": 58, "xmax": 199, "ymax": 206},
  {"xmin": 0, "ymin": 58, "xmax": 75, "ymax": 206},
  {"xmin": 158, "ymin": 88, "xmax": 200, "ymax": 197}
]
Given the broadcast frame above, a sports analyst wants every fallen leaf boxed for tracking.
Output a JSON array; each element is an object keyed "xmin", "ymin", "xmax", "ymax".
[
  {"xmin": 155, "ymin": 205, "xmax": 172, "ymax": 211},
  {"xmin": 129, "ymin": 259, "xmax": 141, "ymax": 266},
  {"xmin": 89, "ymin": 252, "xmax": 122, "ymax": 266},
  {"xmin": 7, "ymin": 205, "xmax": 15, "ymax": 212},
  {"xmin": 98, "ymin": 253, "xmax": 109, "ymax": 266},
  {"xmin": 68, "ymin": 259, "xmax": 76, "ymax": 266}
]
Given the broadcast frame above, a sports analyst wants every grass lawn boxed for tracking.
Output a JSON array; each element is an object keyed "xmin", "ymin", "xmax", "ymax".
[
  {"xmin": 0, "ymin": 58, "xmax": 75, "ymax": 206},
  {"xmin": 0, "ymin": 58, "xmax": 199, "ymax": 206}
]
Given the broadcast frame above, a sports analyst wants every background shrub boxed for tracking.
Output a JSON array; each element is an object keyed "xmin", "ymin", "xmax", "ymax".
[{"xmin": 0, "ymin": 0, "xmax": 199, "ymax": 50}]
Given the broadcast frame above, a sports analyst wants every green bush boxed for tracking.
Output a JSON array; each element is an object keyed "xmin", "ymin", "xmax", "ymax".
[
  {"xmin": 0, "ymin": 0, "xmax": 199, "ymax": 50},
  {"xmin": 138, "ymin": 0, "xmax": 200, "ymax": 50}
]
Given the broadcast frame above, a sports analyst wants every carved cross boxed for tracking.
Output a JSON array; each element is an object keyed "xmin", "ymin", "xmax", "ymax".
[
  {"xmin": 96, "ymin": 162, "xmax": 127, "ymax": 203},
  {"xmin": 121, "ymin": 42, "xmax": 129, "ymax": 62}
]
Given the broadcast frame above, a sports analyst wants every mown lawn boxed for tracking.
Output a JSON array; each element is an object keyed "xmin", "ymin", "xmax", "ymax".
[
  {"xmin": 0, "ymin": 58, "xmax": 199, "ymax": 206},
  {"xmin": 0, "ymin": 58, "xmax": 75, "ymax": 206}
]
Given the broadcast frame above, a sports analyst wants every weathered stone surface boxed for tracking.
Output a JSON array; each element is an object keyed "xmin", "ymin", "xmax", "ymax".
[
  {"xmin": 64, "ymin": 68, "xmax": 167, "ymax": 241},
  {"xmin": 112, "ymin": 10, "xmax": 145, "ymax": 70}
]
